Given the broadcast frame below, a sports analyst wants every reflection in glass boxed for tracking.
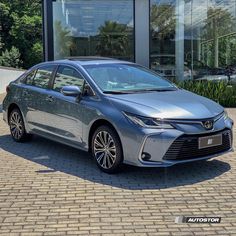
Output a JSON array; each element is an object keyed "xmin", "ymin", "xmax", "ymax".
[
  {"xmin": 53, "ymin": 66, "xmax": 84, "ymax": 92},
  {"xmin": 150, "ymin": 0, "xmax": 236, "ymax": 82},
  {"xmin": 33, "ymin": 66, "xmax": 55, "ymax": 89},
  {"xmin": 84, "ymin": 64, "xmax": 175, "ymax": 92},
  {"xmin": 53, "ymin": 0, "xmax": 134, "ymax": 61}
]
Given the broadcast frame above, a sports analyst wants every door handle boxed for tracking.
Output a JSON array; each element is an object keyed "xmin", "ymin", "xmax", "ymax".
[{"xmin": 46, "ymin": 95, "xmax": 54, "ymax": 102}]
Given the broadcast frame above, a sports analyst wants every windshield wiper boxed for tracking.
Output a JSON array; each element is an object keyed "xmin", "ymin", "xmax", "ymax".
[
  {"xmin": 103, "ymin": 88, "xmax": 177, "ymax": 94},
  {"xmin": 140, "ymin": 88, "xmax": 177, "ymax": 92},
  {"xmin": 103, "ymin": 90, "xmax": 134, "ymax": 94}
]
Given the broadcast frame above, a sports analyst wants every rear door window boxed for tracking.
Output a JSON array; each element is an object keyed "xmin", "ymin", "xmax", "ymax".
[
  {"xmin": 33, "ymin": 65, "xmax": 55, "ymax": 89},
  {"xmin": 24, "ymin": 70, "xmax": 36, "ymax": 85},
  {"xmin": 53, "ymin": 66, "xmax": 84, "ymax": 92}
]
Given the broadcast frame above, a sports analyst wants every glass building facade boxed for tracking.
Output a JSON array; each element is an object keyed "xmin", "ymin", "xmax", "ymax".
[
  {"xmin": 43, "ymin": 0, "xmax": 236, "ymax": 81},
  {"xmin": 52, "ymin": 0, "xmax": 134, "ymax": 61}
]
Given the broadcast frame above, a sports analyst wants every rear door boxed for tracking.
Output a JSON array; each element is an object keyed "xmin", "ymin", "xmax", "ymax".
[{"xmin": 23, "ymin": 65, "xmax": 57, "ymax": 133}]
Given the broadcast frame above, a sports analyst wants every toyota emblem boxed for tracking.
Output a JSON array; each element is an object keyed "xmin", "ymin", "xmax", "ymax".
[{"xmin": 203, "ymin": 120, "xmax": 213, "ymax": 130}]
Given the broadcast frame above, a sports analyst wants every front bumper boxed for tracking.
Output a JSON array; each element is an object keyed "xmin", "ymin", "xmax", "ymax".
[
  {"xmin": 138, "ymin": 129, "xmax": 233, "ymax": 167},
  {"xmin": 121, "ymin": 115, "xmax": 233, "ymax": 167}
]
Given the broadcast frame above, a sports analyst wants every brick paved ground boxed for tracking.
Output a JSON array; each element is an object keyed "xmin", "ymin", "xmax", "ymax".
[{"xmin": 0, "ymin": 93, "xmax": 236, "ymax": 235}]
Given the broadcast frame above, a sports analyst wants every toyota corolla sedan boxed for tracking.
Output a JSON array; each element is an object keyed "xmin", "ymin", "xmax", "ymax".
[{"xmin": 2, "ymin": 57, "xmax": 234, "ymax": 173}]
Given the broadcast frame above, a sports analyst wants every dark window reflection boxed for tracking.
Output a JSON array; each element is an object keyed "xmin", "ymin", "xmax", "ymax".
[{"xmin": 53, "ymin": 0, "xmax": 134, "ymax": 61}]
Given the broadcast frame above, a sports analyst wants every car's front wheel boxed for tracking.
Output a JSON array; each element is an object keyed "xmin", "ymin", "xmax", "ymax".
[
  {"xmin": 9, "ymin": 108, "xmax": 31, "ymax": 142},
  {"xmin": 92, "ymin": 125, "xmax": 123, "ymax": 173}
]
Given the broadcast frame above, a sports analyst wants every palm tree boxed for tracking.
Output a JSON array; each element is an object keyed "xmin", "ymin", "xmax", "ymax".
[
  {"xmin": 54, "ymin": 20, "xmax": 72, "ymax": 59},
  {"xmin": 150, "ymin": 4, "xmax": 175, "ymax": 39},
  {"xmin": 150, "ymin": 4, "xmax": 176, "ymax": 63},
  {"xmin": 96, "ymin": 21, "xmax": 129, "ymax": 58}
]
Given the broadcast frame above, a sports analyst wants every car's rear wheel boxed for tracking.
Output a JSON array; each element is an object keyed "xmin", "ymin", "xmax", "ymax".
[
  {"xmin": 9, "ymin": 108, "xmax": 31, "ymax": 142},
  {"xmin": 92, "ymin": 125, "xmax": 123, "ymax": 173}
]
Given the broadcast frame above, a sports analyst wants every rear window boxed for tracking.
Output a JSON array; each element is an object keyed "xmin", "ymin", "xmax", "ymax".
[{"xmin": 24, "ymin": 70, "xmax": 36, "ymax": 85}]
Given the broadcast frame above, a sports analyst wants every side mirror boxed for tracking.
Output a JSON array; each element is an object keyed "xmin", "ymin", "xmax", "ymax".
[{"xmin": 61, "ymin": 85, "xmax": 81, "ymax": 97}]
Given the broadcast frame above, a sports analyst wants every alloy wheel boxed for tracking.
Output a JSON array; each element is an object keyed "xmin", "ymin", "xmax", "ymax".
[
  {"xmin": 10, "ymin": 111, "xmax": 24, "ymax": 140},
  {"xmin": 94, "ymin": 131, "xmax": 117, "ymax": 169}
]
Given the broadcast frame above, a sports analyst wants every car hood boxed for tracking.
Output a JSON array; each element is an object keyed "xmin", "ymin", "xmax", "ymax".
[{"xmin": 108, "ymin": 89, "xmax": 224, "ymax": 119}]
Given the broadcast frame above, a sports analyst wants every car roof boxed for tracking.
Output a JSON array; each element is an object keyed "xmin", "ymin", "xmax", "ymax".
[{"xmin": 37, "ymin": 57, "xmax": 134, "ymax": 67}]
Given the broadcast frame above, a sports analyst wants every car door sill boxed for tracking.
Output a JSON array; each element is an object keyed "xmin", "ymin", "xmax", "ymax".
[{"xmin": 31, "ymin": 130, "xmax": 88, "ymax": 152}]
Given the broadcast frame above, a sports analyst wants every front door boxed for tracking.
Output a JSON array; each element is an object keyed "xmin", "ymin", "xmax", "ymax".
[{"xmin": 45, "ymin": 65, "xmax": 86, "ymax": 147}]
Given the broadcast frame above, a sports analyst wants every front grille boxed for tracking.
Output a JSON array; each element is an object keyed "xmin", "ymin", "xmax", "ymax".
[{"xmin": 163, "ymin": 129, "xmax": 232, "ymax": 160}]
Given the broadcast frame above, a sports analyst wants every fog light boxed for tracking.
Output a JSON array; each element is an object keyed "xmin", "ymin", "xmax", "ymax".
[{"xmin": 141, "ymin": 152, "xmax": 151, "ymax": 161}]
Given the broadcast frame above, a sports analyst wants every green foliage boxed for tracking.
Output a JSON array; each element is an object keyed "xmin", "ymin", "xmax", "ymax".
[
  {"xmin": 0, "ymin": 46, "xmax": 22, "ymax": 68},
  {"xmin": 177, "ymin": 80, "xmax": 236, "ymax": 107},
  {"xmin": 0, "ymin": 0, "xmax": 42, "ymax": 68},
  {"xmin": 150, "ymin": 4, "xmax": 175, "ymax": 40},
  {"xmin": 28, "ymin": 42, "xmax": 43, "ymax": 66},
  {"xmin": 202, "ymin": 7, "xmax": 236, "ymax": 68}
]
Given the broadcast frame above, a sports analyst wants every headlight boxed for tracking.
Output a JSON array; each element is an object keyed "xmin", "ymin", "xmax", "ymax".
[
  {"xmin": 123, "ymin": 112, "xmax": 173, "ymax": 129},
  {"xmin": 223, "ymin": 110, "xmax": 234, "ymax": 125},
  {"xmin": 223, "ymin": 110, "xmax": 229, "ymax": 120}
]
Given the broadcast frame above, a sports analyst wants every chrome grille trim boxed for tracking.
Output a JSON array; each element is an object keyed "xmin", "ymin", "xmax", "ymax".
[
  {"xmin": 163, "ymin": 129, "xmax": 232, "ymax": 161},
  {"xmin": 161, "ymin": 112, "xmax": 224, "ymax": 125}
]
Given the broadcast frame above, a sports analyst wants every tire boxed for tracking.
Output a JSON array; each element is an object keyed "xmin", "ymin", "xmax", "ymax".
[
  {"xmin": 9, "ymin": 108, "xmax": 31, "ymax": 142},
  {"xmin": 92, "ymin": 125, "xmax": 123, "ymax": 173}
]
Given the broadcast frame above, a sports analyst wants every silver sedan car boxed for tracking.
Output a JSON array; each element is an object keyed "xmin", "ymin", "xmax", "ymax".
[{"xmin": 2, "ymin": 58, "xmax": 234, "ymax": 173}]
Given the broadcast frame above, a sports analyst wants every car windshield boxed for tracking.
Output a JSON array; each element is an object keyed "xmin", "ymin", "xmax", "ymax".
[{"xmin": 83, "ymin": 64, "xmax": 176, "ymax": 93}]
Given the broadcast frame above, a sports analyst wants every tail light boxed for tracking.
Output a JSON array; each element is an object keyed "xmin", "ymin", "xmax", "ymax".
[{"xmin": 6, "ymin": 85, "xmax": 10, "ymax": 93}]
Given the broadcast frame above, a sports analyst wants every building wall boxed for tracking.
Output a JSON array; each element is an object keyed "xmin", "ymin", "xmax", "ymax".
[{"xmin": 0, "ymin": 67, "xmax": 25, "ymax": 93}]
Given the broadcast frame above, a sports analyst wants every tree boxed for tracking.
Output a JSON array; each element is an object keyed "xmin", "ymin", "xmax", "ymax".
[
  {"xmin": 0, "ymin": 46, "xmax": 22, "ymax": 68},
  {"xmin": 54, "ymin": 21, "xmax": 73, "ymax": 60},
  {"xmin": 0, "ymin": 2, "xmax": 11, "ymax": 54},
  {"xmin": 96, "ymin": 21, "xmax": 129, "ymax": 58},
  {"xmin": 202, "ymin": 7, "xmax": 235, "ymax": 68},
  {"xmin": 150, "ymin": 4, "xmax": 176, "ymax": 54},
  {"xmin": 0, "ymin": 0, "xmax": 42, "ymax": 68},
  {"xmin": 150, "ymin": 4, "xmax": 175, "ymax": 40},
  {"xmin": 28, "ymin": 42, "xmax": 43, "ymax": 66}
]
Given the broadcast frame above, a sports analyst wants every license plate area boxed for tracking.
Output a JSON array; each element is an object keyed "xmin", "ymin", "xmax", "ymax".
[{"xmin": 199, "ymin": 134, "xmax": 222, "ymax": 149}]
